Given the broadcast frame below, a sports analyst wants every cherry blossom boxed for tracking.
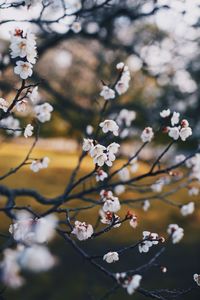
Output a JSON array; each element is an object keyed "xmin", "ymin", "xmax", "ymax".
[
  {"xmin": 90, "ymin": 144, "xmax": 106, "ymax": 158},
  {"xmin": 116, "ymin": 273, "xmax": 142, "ymax": 295},
  {"xmin": 0, "ymin": 116, "xmax": 21, "ymax": 135},
  {"xmin": 168, "ymin": 126, "xmax": 180, "ymax": 140},
  {"xmin": 138, "ymin": 231, "xmax": 160, "ymax": 253},
  {"xmin": 179, "ymin": 126, "xmax": 192, "ymax": 141},
  {"xmin": 102, "ymin": 195, "xmax": 121, "ymax": 213},
  {"xmin": 99, "ymin": 119, "xmax": 119, "ymax": 136},
  {"xmin": 193, "ymin": 274, "xmax": 200, "ymax": 286},
  {"xmin": 118, "ymin": 167, "xmax": 130, "ymax": 182},
  {"xmin": 24, "ymin": 124, "xmax": 34, "ymax": 138},
  {"xmin": 141, "ymin": 127, "xmax": 154, "ymax": 142},
  {"xmin": 16, "ymin": 99, "xmax": 28, "ymax": 113},
  {"xmin": 180, "ymin": 202, "xmax": 195, "ymax": 216},
  {"xmin": 71, "ymin": 21, "xmax": 82, "ymax": 33},
  {"xmin": 99, "ymin": 210, "xmax": 121, "ymax": 228},
  {"xmin": 30, "ymin": 157, "xmax": 50, "ymax": 172},
  {"xmin": 103, "ymin": 252, "xmax": 119, "ymax": 263},
  {"xmin": 116, "ymin": 109, "xmax": 136, "ymax": 127},
  {"xmin": 0, "ymin": 97, "xmax": 8, "ymax": 112},
  {"xmin": 114, "ymin": 184, "xmax": 125, "ymax": 195},
  {"xmin": 107, "ymin": 142, "xmax": 120, "ymax": 154},
  {"xmin": 100, "ymin": 85, "xmax": 115, "ymax": 100},
  {"xmin": 96, "ymin": 170, "xmax": 108, "ymax": 182},
  {"xmin": 126, "ymin": 275, "xmax": 142, "ymax": 295},
  {"xmin": 19, "ymin": 245, "xmax": 56, "ymax": 272},
  {"xmin": 142, "ymin": 200, "xmax": 150, "ymax": 212},
  {"xmin": 82, "ymin": 138, "xmax": 94, "ymax": 152},
  {"xmin": 167, "ymin": 224, "xmax": 184, "ymax": 244},
  {"xmin": 115, "ymin": 63, "xmax": 131, "ymax": 95},
  {"xmin": 160, "ymin": 109, "xmax": 171, "ymax": 118},
  {"xmin": 34, "ymin": 103, "xmax": 53, "ymax": 123},
  {"xmin": 71, "ymin": 221, "xmax": 93, "ymax": 241},
  {"xmin": 0, "ymin": 247, "xmax": 24, "ymax": 289},
  {"xmin": 171, "ymin": 112, "xmax": 180, "ymax": 126},
  {"xmin": 14, "ymin": 61, "xmax": 33, "ymax": 79},
  {"xmin": 129, "ymin": 214, "xmax": 138, "ymax": 228}
]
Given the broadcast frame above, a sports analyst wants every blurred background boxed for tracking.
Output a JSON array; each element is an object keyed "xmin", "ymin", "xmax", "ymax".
[{"xmin": 0, "ymin": 0, "xmax": 200, "ymax": 299}]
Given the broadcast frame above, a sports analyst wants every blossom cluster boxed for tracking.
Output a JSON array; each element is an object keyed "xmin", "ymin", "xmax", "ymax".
[
  {"xmin": 167, "ymin": 224, "xmax": 184, "ymax": 244},
  {"xmin": 0, "ymin": 212, "xmax": 58, "ymax": 288},
  {"xmin": 10, "ymin": 29, "xmax": 37, "ymax": 80},
  {"xmin": 138, "ymin": 231, "xmax": 164, "ymax": 253},
  {"xmin": 83, "ymin": 139, "xmax": 120, "ymax": 167},
  {"xmin": 116, "ymin": 273, "xmax": 142, "ymax": 295},
  {"xmin": 100, "ymin": 62, "xmax": 131, "ymax": 100},
  {"xmin": 160, "ymin": 110, "xmax": 192, "ymax": 141}
]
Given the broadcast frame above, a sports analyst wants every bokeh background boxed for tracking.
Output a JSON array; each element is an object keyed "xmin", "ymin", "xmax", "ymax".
[{"xmin": 0, "ymin": 0, "xmax": 200, "ymax": 299}]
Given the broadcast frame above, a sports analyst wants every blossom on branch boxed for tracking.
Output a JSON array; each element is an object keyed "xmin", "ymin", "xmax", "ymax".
[
  {"xmin": 103, "ymin": 252, "xmax": 119, "ymax": 263},
  {"xmin": 167, "ymin": 224, "xmax": 184, "ymax": 244},
  {"xmin": 71, "ymin": 221, "xmax": 93, "ymax": 241},
  {"xmin": 24, "ymin": 124, "xmax": 34, "ymax": 138}
]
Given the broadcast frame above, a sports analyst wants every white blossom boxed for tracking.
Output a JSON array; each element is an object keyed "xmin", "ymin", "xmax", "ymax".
[
  {"xmin": 115, "ymin": 64, "xmax": 131, "ymax": 95},
  {"xmin": 129, "ymin": 215, "xmax": 138, "ymax": 228},
  {"xmin": 126, "ymin": 275, "xmax": 142, "ymax": 295},
  {"xmin": 179, "ymin": 126, "xmax": 192, "ymax": 141},
  {"xmin": 82, "ymin": 138, "xmax": 94, "ymax": 152},
  {"xmin": 9, "ymin": 217, "xmax": 36, "ymax": 245},
  {"xmin": 34, "ymin": 103, "xmax": 53, "ymax": 123},
  {"xmin": 180, "ymin": 202, "xmax": 194, "ymax": 216},
  {"xmin": 86, "ymin": 125, "xmax": 93, "ymax": 135},
  {"xmin": 14, "ymin": 61, "xmax": 33, "ymax": 79},
  {"xmin": 0, "ymin": 247, "xmax": 24, "ymax": 289},
  {"xmin": 28, "ymin": 86, "xmax": 40, "ymax": 103},
  {"xmin": 118, "ymin": 167, "xmax": 130, "ymax": 182},
  {"xmin": 168, "ymin": 126, "xmax": 180, "ymax": 140},
  {"xmin": 0, "ymin": 97, "xmax": 8, "ymax": 112},
  {"xmin": 16, "ymin": 99, "xmax": 28, "ymax": 113},
  {"xmin": 167, "ymin": 224, "xmax": 184, "ymax": 244},
  {"xmin": 188, "ymin": 187, "xmax": 199, "ymax": 196},
  {"xmin": 102, "ymin": 195, "xmax": 121, "ymax": 213},
  {"xmin": 90, "ymin": 144, "xmax": 106, "ymax": 158},
  {"xmin": 10, "ymin": 31, "xmax": 37, "ymax": 64},
  {"xmin": 71, "ymin": 21, "xmax": 82, "ymax": 33},
  {"xmin": 141, "ymin": 127, "xmax": 154, "ymax": 142},
  {"xmin": 193, "ymin": 274, "xmax": 200, "ymax": 286},
  {"xmin": 34, "ymin": 214, "xmax": 58, "ymax": 244},
  {"xmin": 99, "ymin": 209, "xmax": 121, "ymax": 228},
  {"xmin": 71, "ymin": 221, "xmax": 93, "ymax": 241},
  {"xmin": 130, "ymin": 158, "xmax": 139, "ymax": 173},
  {"xmin": 19, "ymin": 245, "xmax": 56, "ymax": 272},
  {"xmin": 114, "ymin": 184, "xmax": 125, "ymax": 195},
  {"xmin": 94, "ymin": 153, "xmax": 107, "ymax": 167},
  {"xmin": 103, "ymin": 252, "xmax": 119, "ymax": 263},
  {"xmin": 107, "ymin": 142, "xmax": 120, "ymax": 154},
  {"xmin": 100, "ymin": 86, "xmax": 115, "ymax": 100},
  {"xmin": 116, "ymin": 62, "xmax": 125, "ymax": 70},
  {"xmin": 142, "ymin": 200, "xmax": 150, "ymax": 212},
  {"xmin": 116, "ymin": 109, "xmax": 136, "ymax": 127},
  {"xmin": 139, "ymin": 231, "xmax": 159, "ymax": 253},
  {"xmin": 171, "ymin": 112, "xmax": 180, "ymax": 126},
  {"xmin": 96, "ymin": 170, "xmax": 108, "ymax": 182},
  {"xmin": 160, "ymin": 109, "xmax": 171, "ymax": 118},
  {"xmin": 30, "ymin": 157, "xmax": 50, "ymax": 172},
  {"xmin": 9, "ymin": 212, "xmax": 57, "ymax": 245},
  {"xmin": 24, "ymin": 124, "xmax": 33, "ymax": 138},
  {"xmin": 99, "ymin": 120, "xmax": 119, "ymax": 136},
  {"xmin": 151, "ymin": 178, "xmax": 165, "ymax": 193}
]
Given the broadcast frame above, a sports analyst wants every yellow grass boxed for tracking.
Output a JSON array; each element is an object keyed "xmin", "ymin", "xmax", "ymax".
[{"xmin": 0, "ymin": 140, "xmax": 199, "ymax": 243}]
